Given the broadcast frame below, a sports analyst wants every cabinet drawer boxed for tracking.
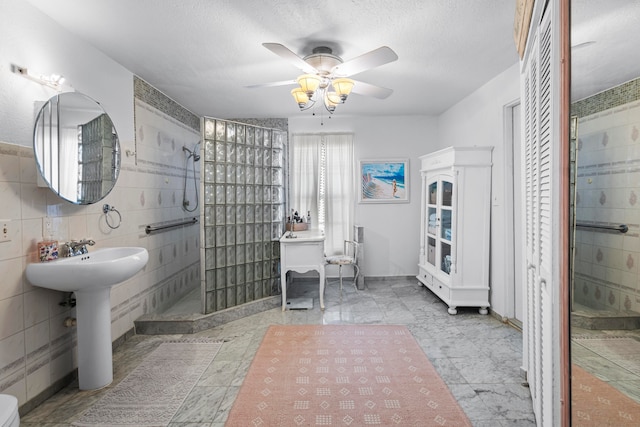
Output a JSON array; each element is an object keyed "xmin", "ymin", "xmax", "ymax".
[
  {"xmin": 430, "ymin": 277, "xmax": 450, "ymax": 302},
  {"xmin": 421, "ymin": 275, "xmax": 450, "ymax": 303},
  {"xmin": 417, "ymin": 266, "xmax": 433, "ymax": 285}
]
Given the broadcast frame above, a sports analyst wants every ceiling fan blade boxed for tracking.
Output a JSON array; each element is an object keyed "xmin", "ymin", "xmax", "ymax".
[
  {"xmin": 245, "ymin": 79, "xmax": 297, "ymax": 89},
  {"xmin": 331, "ymin": 46, "xmax": 398, "ymax": 77},
  {"xmin": 350, "ymin": 80, "xmax": 393, "ymax": 99},
  {"xmin": 262, "ymin": 43, "xmax": 317, "ymax": 73}
]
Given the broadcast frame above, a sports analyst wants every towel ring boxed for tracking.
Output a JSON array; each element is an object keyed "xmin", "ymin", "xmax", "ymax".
[{"xmin": 103, "ymin": 204, "xmax": 122, "ymax": 229}]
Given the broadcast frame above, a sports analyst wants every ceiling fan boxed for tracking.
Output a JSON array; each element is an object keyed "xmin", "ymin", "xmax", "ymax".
[{"xmin": 248, "ymin": 42, "xmax": 398, "ymax": 114}]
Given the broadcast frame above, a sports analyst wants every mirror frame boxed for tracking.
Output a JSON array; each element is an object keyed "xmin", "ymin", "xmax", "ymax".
[{"xmin": 33, "ymin": 92, "xmax": 121, "ymax": 204}]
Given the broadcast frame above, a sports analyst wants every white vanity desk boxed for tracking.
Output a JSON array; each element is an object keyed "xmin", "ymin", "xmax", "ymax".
[{"xmin": 279, "ymin": 229, "xmax": 326, "ymax": 310}]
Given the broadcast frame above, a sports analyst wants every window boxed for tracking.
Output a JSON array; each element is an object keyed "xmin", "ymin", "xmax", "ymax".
[{"xmin": 291, "ymin": 134, "xmax": 354, "ymax": 255}]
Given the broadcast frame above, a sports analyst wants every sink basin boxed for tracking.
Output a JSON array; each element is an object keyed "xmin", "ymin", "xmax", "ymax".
[
  {"xmin": 26, "ymin": 246, "xmax": 148, "ymax": 292},
  {"xmin": 25, "ymin": 246, "xmax": 148, "ymax": 390}
]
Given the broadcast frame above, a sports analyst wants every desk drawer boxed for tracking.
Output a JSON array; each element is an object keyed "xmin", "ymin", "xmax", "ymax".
[{"xmin": 281, "ymin": 241, "xmax": 324, "ymax": 266}]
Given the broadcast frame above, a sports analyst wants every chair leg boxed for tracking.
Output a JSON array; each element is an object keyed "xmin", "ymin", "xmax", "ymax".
[
  {"xmin": 339, "ymin": 265, "xmax": 344, "ymax": 302},
  {"xmin": 353, "ymin": 264, "xmax": 360, "ymax": 290}
]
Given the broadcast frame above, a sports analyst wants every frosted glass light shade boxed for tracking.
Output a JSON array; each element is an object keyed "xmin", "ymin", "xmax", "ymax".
[
  {"xmin": 290, "ymin": 88, "xmax": 309, "ymax": 108},
  {"xmin": 332, "ymin": 78, "xmax": 355, "ymax": 101},
  {"xmin": 324, "ymin": 91, "xmax": 340, "ymax": 112},
  {"xmin": 296, "ymin": 74, "xmax": 322, "ymax": 97}
]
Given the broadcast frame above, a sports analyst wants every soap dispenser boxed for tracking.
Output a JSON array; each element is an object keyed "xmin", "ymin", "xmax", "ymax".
[
  {"xmin": 37, "ymin": 217, "xmax": 58, "ymax": 262},
  {"xmin": 37, "ymin": 236, "xmax": 58, "ymax": 262}
]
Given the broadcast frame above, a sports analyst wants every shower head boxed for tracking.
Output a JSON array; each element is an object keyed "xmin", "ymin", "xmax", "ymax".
[{"xmin": 183, "ymin": 144, "xmax": 201, "ymax": 162}]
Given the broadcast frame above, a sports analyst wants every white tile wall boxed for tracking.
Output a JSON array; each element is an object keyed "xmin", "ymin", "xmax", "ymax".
[
  {"xmin": 0, "ymin": 132, "xmax": 201, "ymax": 407},
  {"xmin": 574, "ymin": 100, "xmax": 640, "ymax": 313}
]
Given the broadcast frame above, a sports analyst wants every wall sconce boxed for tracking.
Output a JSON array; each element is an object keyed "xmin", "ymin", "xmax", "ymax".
[{"xmin": 12, "ymin": 64, "xmax": 67, "ymax": 91}]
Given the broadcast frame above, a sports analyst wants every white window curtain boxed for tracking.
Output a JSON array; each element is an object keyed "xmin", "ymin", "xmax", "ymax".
[
  {"xmin": 322, "ymin": 134, "xmax": 354, "ymax": 255},
  {"xmin": 291, "ymin": 133, "xmax": 354, "ymax": 256},
  {"xmin": 290, "ymin": 134, "xmax": 320, "ymax": 230},
  {"xmin": 58, "ymin": 127, "xmax": 79, "ymax": 201}
]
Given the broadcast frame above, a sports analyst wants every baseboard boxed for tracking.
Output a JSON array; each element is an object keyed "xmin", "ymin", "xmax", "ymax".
[{"xmin": 364, "ymin": 275, "xmax": 416, "ymax": 282}]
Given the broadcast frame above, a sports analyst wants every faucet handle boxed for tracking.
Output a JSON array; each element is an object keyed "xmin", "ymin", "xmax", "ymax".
[
  {"xmin": 76, "ymin": 239, "xmax": 94, "ymax": 255},
  {"xmin": 61, "ymin": 241, "xmax": 75, "ymax": 257}
]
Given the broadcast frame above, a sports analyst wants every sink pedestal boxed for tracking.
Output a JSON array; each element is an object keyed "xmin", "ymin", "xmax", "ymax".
[
  {"xmin": 24, "ymin": 247, "xmax": 149, "ymax": 390},
  {"xmin": 75, "ymin": 288, "xmax": 113, "ymax": 390}
]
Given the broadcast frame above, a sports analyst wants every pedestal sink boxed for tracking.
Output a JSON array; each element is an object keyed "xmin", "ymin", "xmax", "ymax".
[{"xmin": 26, "ymin": 247, "xmax": 149, "ymax": 390}]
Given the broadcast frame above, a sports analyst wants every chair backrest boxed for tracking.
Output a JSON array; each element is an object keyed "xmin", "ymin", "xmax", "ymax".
[{"xmin": 345, "ymin": 240, "xmax": 358, "ymax": 261}]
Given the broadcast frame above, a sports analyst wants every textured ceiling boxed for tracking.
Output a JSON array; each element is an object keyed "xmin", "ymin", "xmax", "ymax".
[
  {"xmin": 24, "ymin": 0, "xmax": 519, "ymax": 119},
  {"xmin": 571, "ymin": 0, "xmax": 640, "ymax": 102},
  {"xmin": 24, "ymin": 1, "xmax": 640, "ymax": 119}
]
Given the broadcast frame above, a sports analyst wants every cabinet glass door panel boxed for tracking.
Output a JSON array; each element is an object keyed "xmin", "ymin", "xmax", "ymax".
[
  {"xmin": 440, "ymin": 242, "xmax": 451, "ymax": 275},
  {"xmin": 427, "ymin": 207, "xmax": 437, "ymax": 235},
  {"xmin": 427, "ymin": 237, "xmax": 436, "ymax": 266},
  {"xmin": 428, "ymin": 182, "xmax": 438, "ymax": 204},
  {"xmin": 441, "ymin": 208, "xmax": 452, "ymax": 241},
  {"xmin": 442, "ymin": 181, "xmax": 453, "ymax": 206},
  {"xmin": 426, "ymin": 175, "xmax": 455, "ymax": 277}
]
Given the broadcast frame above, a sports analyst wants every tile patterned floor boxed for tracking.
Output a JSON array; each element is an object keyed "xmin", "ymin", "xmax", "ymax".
[
  {"xmin": 21, "ymin": 278, "xmax": 537, "ymax": 426},
  {"xmin": 571, "ymin": 328, "xmax": 640, "ymax": 404}
]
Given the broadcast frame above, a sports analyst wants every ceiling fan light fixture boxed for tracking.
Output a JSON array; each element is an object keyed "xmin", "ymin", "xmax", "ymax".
[
  {"xmin": 297, "ymin": 74, "xmax": 322, "ymax": 98},
  {"xmin": 256, "ymin": 43, "xmax": 397, "ymax": 122},
  {"xmin": 291, "ymin": 88, "xmax": 310, "ymax": 109},
  {"xmin": 332, "ymin": 78, "xmax": 355, "ymax": 102}
]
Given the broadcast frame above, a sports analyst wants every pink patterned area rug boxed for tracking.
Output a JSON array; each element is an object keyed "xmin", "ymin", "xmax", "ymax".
[
  {"xmin": 572, "ymin": 364, "xmax": 640, "ymax": 427},
  {"xmin": 226, "ymin": 325, "xmax": 471, "ymax": 426},
  {"xmin": 72, "ymin": 339, "xmax": 222, "ymax": 426}
]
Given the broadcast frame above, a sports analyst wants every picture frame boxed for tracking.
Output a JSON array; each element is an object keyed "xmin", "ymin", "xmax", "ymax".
[{"xmin": 358, "ymin": 159, "xmax": 409, "ymax": 203}]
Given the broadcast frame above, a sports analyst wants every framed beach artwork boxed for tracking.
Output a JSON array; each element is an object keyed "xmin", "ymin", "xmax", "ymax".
[{"xmin": 359, "ymin": 159, "xmax": 409, "ymax": 203}]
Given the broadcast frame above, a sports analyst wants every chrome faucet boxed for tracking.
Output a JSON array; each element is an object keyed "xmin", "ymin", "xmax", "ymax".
[{"xmin": 62, "ymin": 239, "xmax": 96, "ymax": 257}]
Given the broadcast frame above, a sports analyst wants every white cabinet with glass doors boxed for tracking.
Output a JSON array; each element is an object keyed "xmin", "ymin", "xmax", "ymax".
[{"xmin": 417, "ymin": 146, "xmax": 493, "ymax": 314}]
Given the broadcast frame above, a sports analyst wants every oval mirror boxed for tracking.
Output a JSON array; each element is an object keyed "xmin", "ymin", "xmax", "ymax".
[{"xmin": 33, "ymin": 92, "xmax": 120, "ymax": 204}]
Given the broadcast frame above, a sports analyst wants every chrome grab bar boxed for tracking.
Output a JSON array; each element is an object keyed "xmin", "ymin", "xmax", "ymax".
[
  {"xmin": 145, "ymin": 217, "xmax": 198, "ymax": 234},
  {"xmin": 575, "ymin": 222, "xmax": 628, "ymax": 233}
]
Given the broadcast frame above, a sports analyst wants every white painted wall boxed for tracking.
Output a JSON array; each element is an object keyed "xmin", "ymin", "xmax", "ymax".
[
  {"xmin": 437, "ymin": 63, "xmax": 520, "ymax": 316},
  {"xmin": 289, "ymin": 115, "xmax": 438, "ymax": 277},
  {"xmin": 0, "ymin": 0, "xmax": 134, "ymax": 148}
]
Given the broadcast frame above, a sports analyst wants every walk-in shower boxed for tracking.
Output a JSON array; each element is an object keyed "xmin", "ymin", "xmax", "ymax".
[
  {"xmin": 569, "ymin": 2, "xmax": 640, "ymax": 416},
  {"xmin": 569, "ymin": 79, "xmax": 640, "ymax": 413},
  {"xmin": 570, "ymin": 85, "xmax": 640, "ymax": 327}
]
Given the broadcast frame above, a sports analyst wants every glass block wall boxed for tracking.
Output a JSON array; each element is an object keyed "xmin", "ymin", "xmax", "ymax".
[{"xmin": 202, "ymin": 118, "xmax": 287, "ymax": 313}]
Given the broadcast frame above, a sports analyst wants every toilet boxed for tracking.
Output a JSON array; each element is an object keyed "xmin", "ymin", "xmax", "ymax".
[{"xmin": 0, "ymin": 395, "xmax": 19, "ymax": 427}]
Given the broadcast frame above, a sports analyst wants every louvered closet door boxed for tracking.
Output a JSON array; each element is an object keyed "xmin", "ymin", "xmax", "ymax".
[{"xmin": 522, "ymin": 9, "xmax": 555, "ymax": 427}]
